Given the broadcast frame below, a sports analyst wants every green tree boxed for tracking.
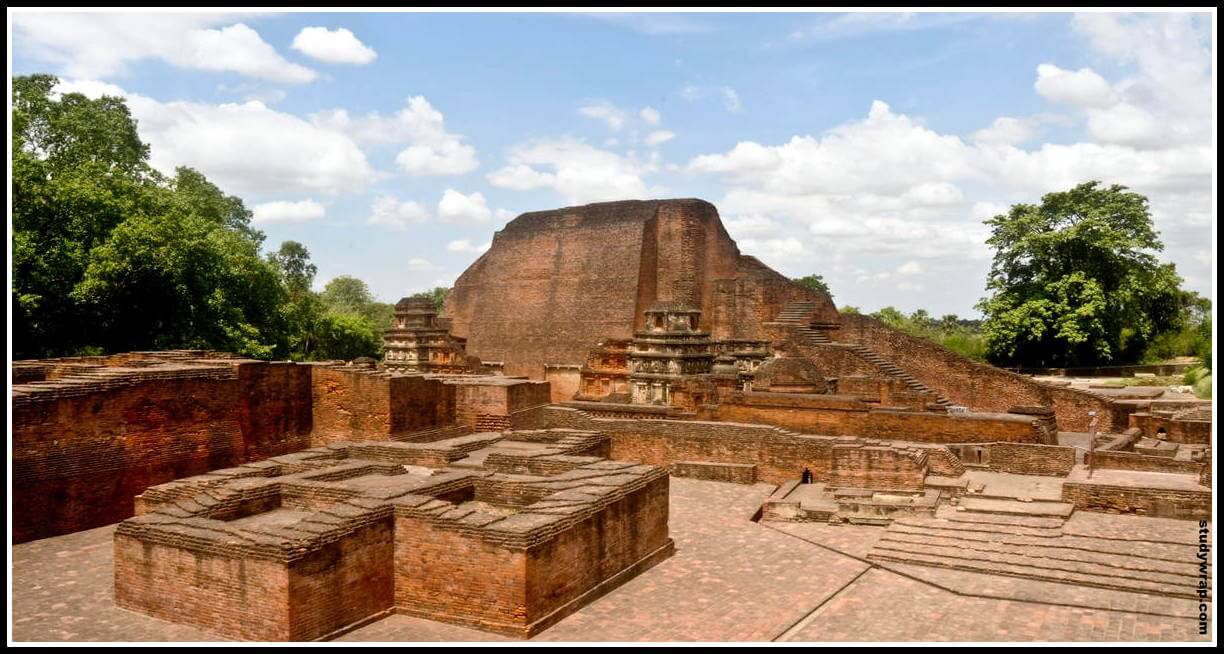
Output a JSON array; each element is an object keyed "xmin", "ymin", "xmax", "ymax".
[
  {"xmin": 12, "ymin": 74, "xmax": 285, "ymax": 358},
  {"xmin": 977, "ymin": 181, "xmax": 1185, "ymax": 367},
  {"xmin": 268, "ymin": 240, "xmax": 317, "ymax": 297},
  {"xmin": 321, "ymin": 275, "xmax": 394, "ymax": 331},
  {"xmin": 793, "ymin": 274, "xmax": 832, "ymax": 298},
  {"xmin": 428, "ymin": 289, "xmax": 452, "ymax": 315}
]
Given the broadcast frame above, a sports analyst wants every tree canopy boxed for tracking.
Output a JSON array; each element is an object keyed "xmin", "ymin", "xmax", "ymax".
[
  {"xmin": 976, "ymin": 181, "xmax": 1189, "ymax": 368},
  {"xmin": 12, "ymin": 74, "xmax": 387, "ymax": 362}
]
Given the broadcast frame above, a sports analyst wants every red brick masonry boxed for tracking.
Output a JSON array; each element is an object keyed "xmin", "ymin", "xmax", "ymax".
[{"xmin": 115, "ymin": 431, "xmax": 673, "ymax": 640}]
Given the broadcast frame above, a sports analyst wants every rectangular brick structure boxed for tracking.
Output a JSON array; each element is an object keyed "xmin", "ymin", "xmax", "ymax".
[{"xmin": 115, "ymin": 430, "xmax": 673, "ymax": 640}]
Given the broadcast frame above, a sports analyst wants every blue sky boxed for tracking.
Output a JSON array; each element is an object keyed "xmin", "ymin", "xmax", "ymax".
[{"xmin": 11, "ymin": 10, "xmax": 1215, "ymax": 316}]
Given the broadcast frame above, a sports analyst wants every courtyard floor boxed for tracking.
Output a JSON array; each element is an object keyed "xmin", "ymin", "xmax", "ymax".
[{"xmin": 10, "ymin": 478, "xmax": 1211, "ymax": 643}]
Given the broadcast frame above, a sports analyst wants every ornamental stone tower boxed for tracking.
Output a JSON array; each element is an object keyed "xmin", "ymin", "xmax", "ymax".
[
  {"xmin": 628, "ymin": 301, "xmax": 715, "ymax": 405},
  {"xmin": 382, "ymin": 296, "xmax": 478, "ymax": 374}
]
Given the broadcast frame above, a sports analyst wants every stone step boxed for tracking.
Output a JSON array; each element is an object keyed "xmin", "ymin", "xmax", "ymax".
[
  {"xmin": 957, "ymin": 497, "xmax": 1075, "ymax": 519},
  {"xmin": 867, "ymin": 548, "xmax": 1204, "ymax": 600},
  {"xmin": 879, "ymin": 530, "xmax": 1204, "ymax": 580},
  {"xmin": 886, "ymin": 523, "xmax": 1207, "ymax": 572},
  {"xmin": 892, "ymin": 516, "xmax": 1063, "ymax": 539}
]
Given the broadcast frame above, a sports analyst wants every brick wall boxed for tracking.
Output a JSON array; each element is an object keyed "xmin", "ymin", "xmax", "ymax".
[
  {"xmin": 1090, "ymin": 450, "xmax": 1206, "ymax": 475},
  {"xmin": 114, "ymin": 532, "xmax": 292, "ymax": 640},
  {"xmin": 1061, "ymin": 482, "xmax": 1211, "ymax": 520},
  {"xmin": 670, "ymin": 461, "xmax": 758, "ymax": 484},
  {"xmin": 310, "ymin": 368, "xmax": 454, "ymax": 444},
  {"xmin": 1128, "ymin": 412, "xmax": 1212, "ymax": 444},
  {"xmin": 713, "ymin": 391, "xmax": 1043, "ymax": 444},
  {"xmin": 989, "ymin": 442, "xmax": 1076, "ymax": 476},
  {"xmin": 828, "ymin": 444, "xmax": 927, "ymax": 491},
  {"xmin": 14, "ymin": 370, "xmax": 247, "ymax": 543},
  {"xmin": 835, "ymin": 313, "xmax": 1121, "ymax": 431},
  {"xmin": 522, "ymin": 475, "xmax": 672, "ymax": 634}
]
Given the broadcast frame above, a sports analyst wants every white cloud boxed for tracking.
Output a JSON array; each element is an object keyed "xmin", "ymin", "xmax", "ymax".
[
  {"xmin": 312, "ymin": 96, "xmax": 478, "ymax": 175},
  {"xmin": 488, "ymin": 138, "xmax": 662, "ymax": 204},
  {"xmin": 1034, "ymin": 64, "xmax": 1114, "ymax": 108},
  {"xmin": 14, "ymin": 14, "xmax": 316, "ymax": 83},
  {"xmin": 367, "ymin": 195, "xmax": 430, "ymax": 230},
  {"xmin": 252, "ymin": 199, "xmax": 326, "ymax": 225},
  {"xmin": 640, "ymin": 106, "xmax": 662, "ymax": 125},
  {"xmin": 447, "ymin": 239, "xmax": 491, "ymax": 254},
  {"xmin": 53, "ymin": 80, "xmax": 376, "ymax": 196},
  {"xmin": 578, "ymin": 101, "xmax": 628, "ymax": 131},
  {"xmin": 437, "ymin": 189, "xmax": 492, "ymax": 223},
  {"xmin": 686, "ymin": 43, "xmax": 1212, "ymax": 308},
  {"xmin": 972, "ymin": 116, "xmax": 1046, "ymax": 145},
  {"xmin": 645, "ymin": 130, "xmax": 675, "ymax": 146},
  {"xmin": 291, "ymin": 26, "xmax": 377, "ymax": 64}
]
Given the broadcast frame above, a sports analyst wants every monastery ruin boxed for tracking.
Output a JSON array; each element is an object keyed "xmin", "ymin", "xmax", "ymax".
[{"xmin": 10, "ymin": 199, "xmax": 1213, "ymax": 642}]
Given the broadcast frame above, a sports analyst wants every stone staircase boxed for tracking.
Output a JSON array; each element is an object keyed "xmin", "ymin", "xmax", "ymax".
[
  {"xmin": 867, "ymin": 511, "xmax": 1209, "ymax": 600},
  {"xmin": 775, "ymin": 300, "xmax": 954, "ymax": 408}
]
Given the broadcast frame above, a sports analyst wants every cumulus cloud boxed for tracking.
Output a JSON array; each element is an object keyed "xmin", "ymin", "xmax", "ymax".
[
  {"xmin": 54, "ymin": 80, "xmax": 376, "ymax": 196},
  {"xmin": 14, "ymin": 14, "xmax": 315, "ymax": 83},
  {"xmin": 312, "ymin": 96, "xmax": 478, "ymax": 175},
  {"xmin": 252, "ymin": 199, "xmax": 326, "ymax": 225},
  {"xmin": 685, "ymin": 18, "xmax": 1213, "ymax": 309},
  {"xmin": 367, "ymin": 195, "xmax": 430, "ymax": 230},
  {"xmin": 645, "ymin": 130, "xmax": 675, "ymax": 146},
  {"xmin": 437, "ymin": 189, "xmax": 492, "ymax": 223},
  {"xmin": 1034, "ymin": 64, "xmax": 1114, "ymax": 108},
  {"xmin": 640, "ymin": 106, "xmax": 662, "ymax": 125},
  {"xmin": 291, "ymin": 26, "xmax": 377, "ymax": 64},
  {"xmin": 487, "ymin": 138, "xmax": 662, "ymax": 204}
]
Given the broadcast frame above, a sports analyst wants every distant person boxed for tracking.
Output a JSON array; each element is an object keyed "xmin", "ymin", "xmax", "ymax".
[{"xmin": 801, "ymin": 467, "xmax": 813, "ymax": 484}]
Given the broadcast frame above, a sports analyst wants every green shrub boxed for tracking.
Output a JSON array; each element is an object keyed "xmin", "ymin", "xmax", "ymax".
[{"xmin": 1192, "ymin": 373, "xmax": 1212, "ymax": 399}]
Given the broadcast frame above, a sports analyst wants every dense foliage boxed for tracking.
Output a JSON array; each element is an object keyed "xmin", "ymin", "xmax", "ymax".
[
  {"xmin": 11, "ymin": 74, "xmax": 388, "ymax": 362},
  {"xmin": 976, "ymin": 182, "xmax": 1197, "ymax": 368},
  {"xmin": 867, "ymin": 308, "xmax": 988, "ymax": 361}
]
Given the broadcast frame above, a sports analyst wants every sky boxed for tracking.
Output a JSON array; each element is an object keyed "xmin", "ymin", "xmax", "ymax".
[{"xmin": 10, "ymin": 10, "xmax": 1216, "ymax": 316}]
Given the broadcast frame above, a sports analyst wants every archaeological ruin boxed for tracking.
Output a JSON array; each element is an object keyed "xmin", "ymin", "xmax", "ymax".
[{"xmin": 10, "ymin": 199, "xmax": 1214, "ymax": 642}]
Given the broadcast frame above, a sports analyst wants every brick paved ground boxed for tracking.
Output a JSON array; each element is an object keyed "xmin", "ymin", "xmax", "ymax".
[
  {"xmin": 10, "ymin": 478, "xmax": 1212, "ymax": 643},
  {"xmin": 11, "ymin": 524, "xmax": 214, "ymax": 642}
]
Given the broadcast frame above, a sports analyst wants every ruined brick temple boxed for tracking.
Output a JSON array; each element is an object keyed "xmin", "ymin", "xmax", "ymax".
[{"xmin": 10, "ymin": 199, "xmax": 1214, "ymax": 642}]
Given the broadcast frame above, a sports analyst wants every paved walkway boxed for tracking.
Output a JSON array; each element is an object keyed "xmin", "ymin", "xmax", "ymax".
[{"xmin": 10, "ymin": 478, "xmax": 1211, "ymax": 643}]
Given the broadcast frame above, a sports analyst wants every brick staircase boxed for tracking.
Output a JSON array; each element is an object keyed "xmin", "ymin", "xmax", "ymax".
[
  {"xmin": 775, "ymin": 300, "xmax": 954, "ymax": 408},
  {"xmin": 867, "ymin": 511, "xmax": 1209, "ymax": 600}
]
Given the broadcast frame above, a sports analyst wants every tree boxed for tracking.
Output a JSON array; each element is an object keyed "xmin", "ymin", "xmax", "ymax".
[
  {"xmin": 321, "ymin": 275, "xmax": 394, "ymax": 331},
  {"xmin": 12, "ymin": 74, "xmax": 286, "ymax": 359},
  {"xmin": 793, "ymin": 274, "xmax": 832, "ymax": 298},
  {"xmin": 268, "ymin": 241, "xmax": 317, "ymax": 297},
  {"xmin": 977, "ymin": 181, "xmax": 1185, "ymax": 367},
  {"xmin": 428, "ymin": 289, "xmax": 452, "ymax": 315}
]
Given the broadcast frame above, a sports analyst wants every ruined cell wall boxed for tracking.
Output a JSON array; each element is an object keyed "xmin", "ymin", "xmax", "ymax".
[
  {"xmin": 523, "ymin": 474, "xmax": 672, "ymax": 633},
  {"xmin": 12, "ymin": 365, "xmax": 259, "ymax": 543},
  {"xmin": 114, "ymin": 532, "xmax": 293, "ymax": 640},
  {"xmin": 712, "ymin": 391, "xmax": 1045, "ymax": 444},
  {"xmin": 1061, "ymin": 482, "xmax": 1211, "ymax": 520},
  {"xmin": 539, "ymin": 405, "xmax": 960, "ymax": 486},
  {"xmin": 310, "ymin": 368, "xmax": 455, "ymax": 444}
]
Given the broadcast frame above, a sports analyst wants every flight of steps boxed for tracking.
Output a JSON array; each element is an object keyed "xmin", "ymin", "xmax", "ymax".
[
  {"xmin": 867, "ymin": 511, "xmax": 1209, "ymax": 600},
  {"xmin": 774, "ymin": 300, "xmax": 954, "ymax": 408}
]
